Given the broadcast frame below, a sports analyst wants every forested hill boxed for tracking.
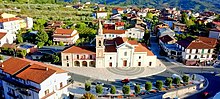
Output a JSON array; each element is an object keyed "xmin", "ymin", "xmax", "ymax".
[
  {"xmin": 3, "ymin": 0, "xmax": 220, "ymax": 13},
  {"xmin": 89, "ymin": 0, "xmax": 220, "ymax": 13}
]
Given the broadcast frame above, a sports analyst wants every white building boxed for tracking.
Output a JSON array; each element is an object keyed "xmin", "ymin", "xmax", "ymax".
[
  {"xmin": 61, "ymin": 21, "xmax": 157, "ymax": 68},
  {"xmin": 0, "ymin": 57, "xmax": 70, "ymax": 99},
  {"xmin": 126, "ymin": 27, "xmax": 145, "ymax": 40},
  {"xmin": 96, "ymin": 11, "xmax": 108, "ymax": 19},
  {"xmin": 103, "ymin": 29, "xmax": 126, "ymax": 39},
  {"xmin": 177, "ymin": 37, "xmax": 217, "ymax": 66},
  {"xmin": 0, "ymin": 17, "xmax": 21, "ymax": 33},
  {"xmin": 53, "ymin": 28, "xmax": 79, "ymax": 45},
  {"xmin": 0, "ymin": 29, "xmax": 16, "ymax": 46}
]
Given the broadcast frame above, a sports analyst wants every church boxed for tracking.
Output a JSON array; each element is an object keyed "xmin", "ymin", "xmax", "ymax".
[{"xmin": 61, "ymin": 21, "xmax": 157, "ymax": 68}]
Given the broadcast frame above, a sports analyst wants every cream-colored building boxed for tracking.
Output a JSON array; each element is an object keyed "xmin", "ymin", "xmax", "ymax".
[
  {"xmin": 61, "ymin": 21, "xmax": 157, "ymax": 68},
  {"xmin": 53, "ymin": 28, "xmax": 79, "ymax": 45}
]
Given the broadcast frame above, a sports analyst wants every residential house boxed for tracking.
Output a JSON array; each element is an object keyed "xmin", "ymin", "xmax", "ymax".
[
  {"xmin": 157, "ymin": 27, "xmax": 175, "ymax": 38},
  {"xmin": 173, "ymin": 22, "xmax": 187, "ymax": 32},
  {"xmin": 0, "ymin": 13, "xmax": 16, "ymax": 18},
  {"xmin": 112, "ymin": 7, "xmax": 124, "ymax": 14},
  {"xmin": 103, "ymin": 21, "xmax": 124, "ymax": 30},
  {"xmin": 96, "ymin": 11, "xmax": 108, "ymax": 19},
  {"xmin": 126, "ymin": 26, "xmax": 145, "ymax": 40},
  {"xmin": 103, "ymin": 29, "xmax": 126, "ymax": 39},
  {"xmin": 159, "ymin": 35, "xmax": 180, "ymax": 59},
  {"xmin": 17, "ymin": 42, "xmax": 38, "ymax": 54},
  {"xmin": 97, "ymin": 4, "xmax": 106, "ymax": 11},
  {"xmin": 0, "ymin": 17, "xmax": 21, "ymax": 33},
  {"xmin": 61, "ymin": 21, "xmax": 157, "ymax": 68},
  {"xmin": 45, "ymin": 21, "xmax": 64, "ymax": 31},
  {"xmin": 137, "ymin": 11, "xmax": 147, "ymax": 17},
  {"xmin": 209, "ymin": 21, "xmax": 220, "ymax": 40},
  {"xmin": 177, "ymin": 37, "xmax": 217, "ymax": 66},
  {"xmin": 160, "ymin": 17, "xmax": 177, "ymax": 28},
  {"xmin": 53, "ymin": 28, "xmax": 79, "ymax": 45},
  {"xmin": 0, "ymin": 29, "xmax": 15, "ymax": 47},
  {"xmin": 0, "ymin": 57, "xmax": 70, "ymax": 99}
]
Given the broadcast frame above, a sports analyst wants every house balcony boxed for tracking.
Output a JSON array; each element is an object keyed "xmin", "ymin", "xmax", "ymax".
[
  {"xmin": 7, "ymin": 92, "xmax": 18, "ymax": 98},
  {"xmin": 18, "ymin": 88, "xmax": 31, "ymax": 96},
  {"xmin": 74, "ymin": 58, "xmax": 96, "ymax": 60}
]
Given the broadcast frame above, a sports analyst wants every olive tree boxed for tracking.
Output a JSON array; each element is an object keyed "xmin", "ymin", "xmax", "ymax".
[
  {"xmin": 122, "ymin": 85, "xmax": 130, "ymax": 94},
  {"xmin": 134, "ymin": 85, "xmax": 141, "ymax": 94},
  {"xmin": 95, "ymin": 85, "xmax": 103, "ymax": 94},
  {"xmin": 145, "ymin": 81, "xmax": 152, "ymax": 92},
  {"xmin": 110, "ymin": 85, "xmax": 116, "ymax": 94},
  {"xmin": 85, "ymin": 82, "xmax": 91, "ymax": 91},
  {"xmin": 165, "ymin": 77, "xmax": 173, "ymax": 87},
  {"xmin": 155, "ymin": 80, "xmax": 163, "ymax": 91}
]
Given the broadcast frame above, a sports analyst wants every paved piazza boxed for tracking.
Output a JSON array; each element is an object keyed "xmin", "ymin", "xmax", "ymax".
[{"xmin": 59, "ymin": 59, "xmax": 166, "ymax": 81}]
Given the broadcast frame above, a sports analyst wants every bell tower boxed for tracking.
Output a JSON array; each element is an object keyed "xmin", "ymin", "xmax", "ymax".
[{"xmin": 96, "ymin": 19, "xmax": 105, "ymax": 68}]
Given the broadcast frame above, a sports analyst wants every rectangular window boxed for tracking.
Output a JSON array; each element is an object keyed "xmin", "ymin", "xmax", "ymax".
[
  {"xmin": 90, "ymin": 55, "xmax": 93, "ymax": 59},
  {"xmin": 110, "ymin": 57, "xmax": 112, "ymax": 59},
  {"xmin": 123, "ymin": 60, "xmax": 127, "ymax": 66},
  {"xmin": 189, "ymin": 49, "xmax": 192, "ymax": 53},
  {"xmin": 149, "ymin": 62, "xmax": 152, "ymax": 66},
  {"xmin": 139, "ymin": 56, "xmax": 141, "ymax": 59},
  {"xmin": 207, "ymin": 55, "xmax": 209, "ymax": 58},
  {"xmin": 124, "ymin": 52, "xmax": 127, "ymax": 56},
  {"xmin": 66, "ymin": 56, "xmax": 68, "ymax": 60},
  {"xmin": 45, "ymin": 89, "xmax": 49, "ymax": 95},
  {"xmin": 208, "ymin": 49, "xmax": 211, "ymax": 53},
  {"xmin": 189, "ymin": 55, "xmax": 191, "ymax": 59},
  {"xmin": 202, "ymin": 49, "xmax": 204, "ymax": 54},
  {"xmin": 77, "ymin": 55, "xmax": 79, "ymax": 59},
  {"xmin": 195, "ymin": 49, "xmax": 198, "ymax": 53},
  {"xmin": 138, "ymin": 62, "xmax": 141, "ymax": 66},
  {"xmin": 67, "ymin": 63, "xmax": 69, "ymax": 67},
  {"xmin": 194, "ymin": 55, "xmax": 197, "ymax": 59}
]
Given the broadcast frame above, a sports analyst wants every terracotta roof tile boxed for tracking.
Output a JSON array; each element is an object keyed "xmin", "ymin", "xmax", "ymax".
[
  {"xmin": 54, "ymin": 28, "xmax": 74, "ymax": 35},
  {"xmin": 198, "ymin": 36, "xmax": 217, "ymax": 47},
  {"xmin": 0, "ymin": 58, "xmax": 31, "ymax": 75},
  {"xmin": 0, "ymin": 57, "xmax": 67, "ymax": 84},
  {"xmin": 103, "ymin": 29, "xmax": 126, "ymax": 34},
  {"xmin": 53, "ymin": 32, "xmax": 78, "ymax": 38},
  {"xmin": 0, "ymin": 32, "xmax": 6, "ymax": 39},
  {"xmin": 159, "ymin": 35, "xmax": 174, "ymax": 43},
  {"xmin": 16, "ymin": 64, "xmax": 56, "ymax": 84},
  {"xmin": 0, "ymin": 17, "xmax": 22, "ymax": 22},
  {"xmin": 187, "ymin": 41, "xmax": 214, "ymax": 49},
  {"xmin": 62, "ymin": 46, "xmax": 96, "ymax": 54},
  {"xmin": 135, "ymin": 43, "xmax": 154, "ymax": 56},
  {"xmin": 105, "ymin": 45, "xmax": 117, "ymax": 52}
]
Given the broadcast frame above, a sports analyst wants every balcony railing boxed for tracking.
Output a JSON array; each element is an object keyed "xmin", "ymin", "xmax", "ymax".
[{"xmin": 7, "ymin": 92, "xmax": 18, "ymax": 98}]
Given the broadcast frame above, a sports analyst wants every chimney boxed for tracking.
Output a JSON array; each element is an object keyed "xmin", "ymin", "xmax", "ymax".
[
  {"xmin": 1, "ymin": 64, "xmax": 4, "ymax": 68},
  {"xmin": 46, "ymin": 67, "xmax": 48, "ymax": 71}
]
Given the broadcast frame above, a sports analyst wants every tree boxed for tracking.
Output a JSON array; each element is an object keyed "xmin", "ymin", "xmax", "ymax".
[
  {"xmin": 52, "ymin": 55, "xmax": 59, "ymax": 64},
  {"xmin": 59, "ymin": 41, "xmax": 65, "ymax": 46},
  {"xmin": 181, "ymin": 12, "xmax": 188, "ymax": 24},
  {"xmin": 186, "ymin": 19, "xmax": 195, "ymax": 27},
  {"xmin": 47, "ymin": 40, "xmax": 53, "ymax": 46},
  {"xmin": 37, "ymin": 42, "xmax": 45, "ymax": 48},
  {"xmin": 0, "ymin": 55, "xmax": 4, "ymax": 60},
  {"xmin": 145, "ymin": 81, "xmax": 152, "ymax": 92},
  {"xmin": 146, "ymin": 12, "xmax": 154, "ymax": 19},
  {"xmin": 110, "ymin": 85, "xmax": 116, "ymax": 94},
  {"xmin": 134, "ymin": 85, "xmax": 141, "ymax": 94},
  {"xmin": 33, "ymin": 18, "xmax": 46, "ymax": 31},
  {"xmin": 75, "ymin": 22, "xmax": 87, "ymax": 29},
  {"xmin": 16, "ymin": 35, "xmax": 23, "ymax": 44},
  {"xmin": 122, "ymin": 85, "xmax": 130, "ymax": 94},
  {"xmin": 35, "ymin": 30, "xmax": 49, "ymax": 44},
  {"xmin": 173, "ymin": 78, "xmax": 181, "ymax": 85},
  {"xmin": 81, "ymin": 92, "xmax": 96, "ymax": 99},
  {"xmin": 165, "ymin": 77, "xmax": 173, "ymax": 87},
  {"xmin": 182, "ymin": 75, "xmax": 190, "ymax": 83},
  {"xmin": 95, "ymin": 85, "xmax": 103, "ymax": 94},
  {"xmin": 85, "ymin": 82, "xmax": 91, "ymax": 91},
  {"xmin": 155, "ymin": 80, "xmax": 163, "ymax": 91},
  {"xmin": 17, "ymin": 50, "xmax": 27, "ymax": 58}
]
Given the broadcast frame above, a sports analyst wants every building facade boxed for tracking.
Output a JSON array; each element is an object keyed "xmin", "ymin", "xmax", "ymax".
[
  {"xmin": 61, "ymin": 21, "xmax": 157, "ymax": 68},
  {"xmin": 0, "ymin": 57, "xmax": 70, "ymax": 99},
  {"xmin": 53, "ymin": 28, "xmax": 79, "ymax": 45}
]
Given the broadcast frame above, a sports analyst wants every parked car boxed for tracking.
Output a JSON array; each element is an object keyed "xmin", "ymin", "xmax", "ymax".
[
  {"xmin": 126, "ymin": 82, "xmax": 136, "ymax": 87},
  {"xmin": 121, "ymin": 78, "xmax": 130, "ymax": 83},
  {"xmin": 96, "ymin": 81, "xmax": 104, "ymax": 86}
]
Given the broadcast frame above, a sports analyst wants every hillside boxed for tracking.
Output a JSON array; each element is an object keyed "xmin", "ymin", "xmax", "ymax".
[{"xmin": 89, "ymin": 0, "xmax": 220, "ymax": 13}]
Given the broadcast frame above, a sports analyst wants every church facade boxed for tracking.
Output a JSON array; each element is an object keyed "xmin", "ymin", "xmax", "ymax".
[{"xmin": 61, "ymin": 21, "xmax": 157, "ymax": 68}]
